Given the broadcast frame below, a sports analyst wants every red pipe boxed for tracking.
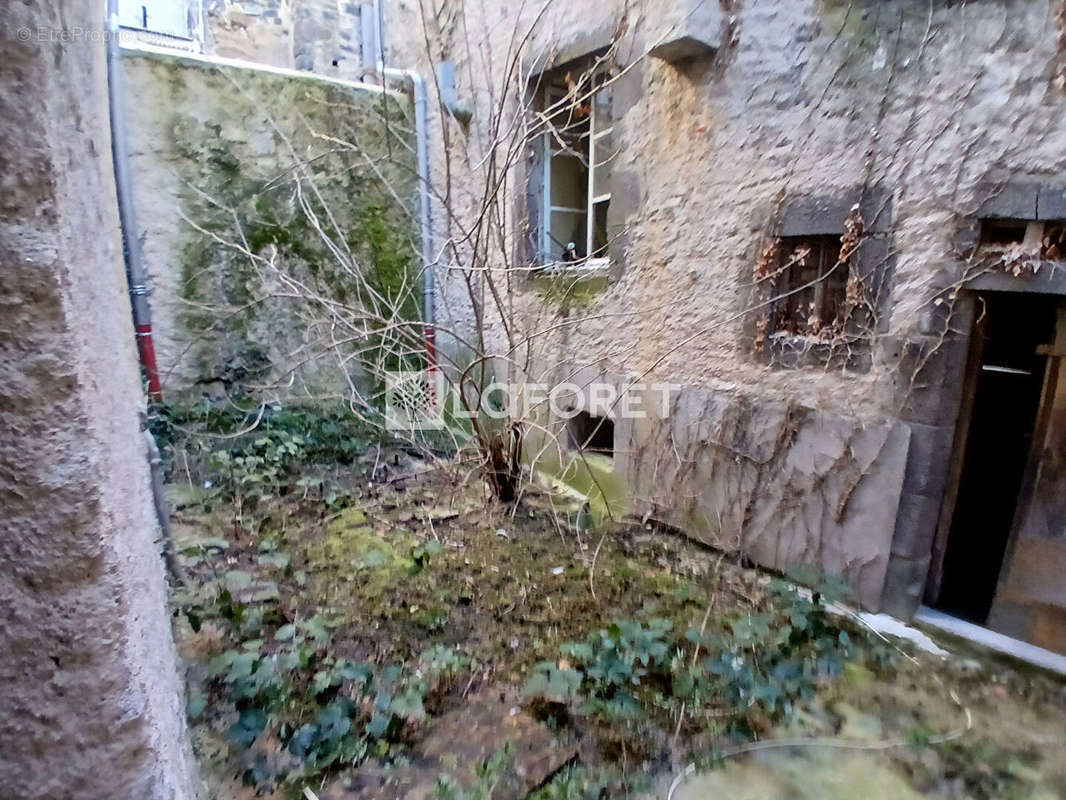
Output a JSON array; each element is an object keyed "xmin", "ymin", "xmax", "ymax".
[
  {"xmin": 425, "ymin": 326, "xmax": 437, "ymax": 408},
  {"xmin": 135, "ymin": 323, "xmax": 163, "ymax": 402}
]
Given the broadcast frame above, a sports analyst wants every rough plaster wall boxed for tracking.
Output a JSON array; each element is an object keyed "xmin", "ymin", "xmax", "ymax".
[
  {"xmin": 381, "ymin": 0, "xmax": 1066, "ymax": 608},
  {"xmin": 0, "ymin": 1, "xmax": 198, "ymax": 797},
  {"xmin": 120, "ymin": 47, "xmax": 417, "ymax": 396}
]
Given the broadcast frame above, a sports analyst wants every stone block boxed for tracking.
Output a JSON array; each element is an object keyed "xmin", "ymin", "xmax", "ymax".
[
  {"xmin": 915, "ymin": 281, "xmax": 974, "ymax": 337},
  {"xmin": 899, "ymin": 422, "xmax": 955, "ymax": 499},
  {"xmin": 611, "ymin": 63, "xmax": 644, "ymax": 121},
  {"xmin": 879, "ymin": 554, "xmax": 932, "ymax": 618},
  {"xmin": 627, "ymin": 387, "xmax": 910, "ymax": 609},
  {"xmin": 523, "ymin": 22, "xmax": 616, "ymax": 75},
  {"xmin": 954, "ymin": 220, "xmax": 981, "ymax": 258},
  {"xmin": 1038, "ymin": 185, "xmax": 1066, "ymax": 221},
  {"xmin": 976, "ymin": 180, "xmax": 1039, "ymax": 220},
  {"xmin": 646, "ymin": 0, "xmax": 723, "ymax": 63},
  {"xmin": 608, "ymin": 168, "xmax": 644, "ymax": 226},
  {"xmin": 889, "ymin": 489, "xmax": 943, "ymax": 560},
  {"xmin": 780, "ymin": 189, "xmax": 892, "ymax": 236},
  {"xmin": 894, "ymin": 335, "xmax": 969, "ymax": 427},
  {"xmin": 987, "ymin": 601, "xmax": 1035, "ymax": 643}
]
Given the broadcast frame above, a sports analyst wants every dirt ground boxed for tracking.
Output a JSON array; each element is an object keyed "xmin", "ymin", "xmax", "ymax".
[{"xmin": 161, "ymin": 427, "xmax": 1066, "ymax": 800}]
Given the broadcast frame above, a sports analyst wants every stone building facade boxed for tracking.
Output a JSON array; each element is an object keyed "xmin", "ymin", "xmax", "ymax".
[
  {"xmin": 118, "ymin": 0, "xmax": 374, "ymax": 80},
  {"xmin": 120, "ymin": 0, "xmax": 1066, "ymax": 656},
  {"xmin": 379, "ymin": 0, "xmax": 1066, "ymax": 654}
]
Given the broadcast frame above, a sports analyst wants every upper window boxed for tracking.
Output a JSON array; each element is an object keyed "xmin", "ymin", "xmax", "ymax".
[
  {"xmin": 538, "ymin": 68, "xmax": 614, "ymax": 269},
  {"xmin": 119, "ymin": 0, "xmax": 192, "ymax": 39},
  {"xmin": 770, "ymin": 236, "xmax": 851, "ymax": 336}
]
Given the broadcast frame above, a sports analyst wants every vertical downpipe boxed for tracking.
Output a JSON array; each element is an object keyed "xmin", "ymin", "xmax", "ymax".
[
  {"xmin": 106, "ymin": 3, "xmax": 179, "ymax": 580},
  {"xmin": 372, "ymin": 1, "xmax": 436, "ymax": 395},
  {"xmin": 106, "ymin": 0, "xmax": 163, "ymax": 402}
]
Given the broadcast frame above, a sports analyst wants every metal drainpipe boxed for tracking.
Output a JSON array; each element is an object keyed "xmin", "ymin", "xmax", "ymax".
[
  {"xmin": 372, "ymin": 1, "xmax": 436, "ymax": 379},
  {"xmin": 106, "ymin": 3, "xmax": 179, "ymax": 581},
  {"xmin": 106, "ymin": 0, "xmax": 163, "ymax": 402}
]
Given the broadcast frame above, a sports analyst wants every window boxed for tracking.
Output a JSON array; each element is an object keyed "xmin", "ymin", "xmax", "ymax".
[
  {"xmin": 567, "ymin": 411, "xmax": 614, "ymax": 456},
  {"xmin": 118, "ymin": 0, "xmax": 192, "ymax": 39},
  {"xmin": 979, "ymin": 219, "xmax": 1029, "ymax": 248},
  {"xmin": 770, "ymin": 236, "xmax": 850, "ymax": 336},
  {"xmin": 538, "ymin": 68, "xmax": 614, "ymax": 268},
  {"xmin": 978, "ymin": 219, "xmax": 1066, "ymax": 260},
  {"xmin": 1044, "ymin": 224, "xmax": 1066, "ymax": 260}
]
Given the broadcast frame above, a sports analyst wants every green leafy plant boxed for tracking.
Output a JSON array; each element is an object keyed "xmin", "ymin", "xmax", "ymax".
[
  {"xmin": 433, "ymin": 745, "xmax": 515, "ymax": 800},
  {"xmin": 692, "ymin": 577, "xmax": 857, "ymax": 722},
  {"xmin": 410, "ymin": 539, "xmax": 444, "ymax": 574},
  {"xmin": 195, "ymin": 592, "xmax": 456, "ymax": 789},
  {"xmin": 525, "ymin": 618, "xmax": 674, "ymax": 720},
  {"xmin": 527, "ymin": 765, "xmax": 637, "ymax": 800},
  {"xmin": 523, "ymin": 662, "xmax": 584, "ymax": 703},
  {"xmin": 564, "ymin": 618, "xmax": 673, "ymax": 694}
]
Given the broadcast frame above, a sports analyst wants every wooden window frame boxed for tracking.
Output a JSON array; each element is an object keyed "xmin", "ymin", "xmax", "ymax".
[
  {"xmin": 770, "ymin": 235, "xmax": 851, "ymax": 337},
  {"xmin": 538, "ymin": 69, "xmax": 613, "ymax": 272}
]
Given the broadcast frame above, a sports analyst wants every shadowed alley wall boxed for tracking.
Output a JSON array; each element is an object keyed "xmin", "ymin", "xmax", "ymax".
[{"xmin": 0, "ymin": 1, "xmax": 199, "ymax": 797}]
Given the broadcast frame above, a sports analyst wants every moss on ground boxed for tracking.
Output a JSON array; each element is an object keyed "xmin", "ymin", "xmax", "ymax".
[{"xmin": 162, "ymin": 411, "xmax": 1066, "ymax": 800}]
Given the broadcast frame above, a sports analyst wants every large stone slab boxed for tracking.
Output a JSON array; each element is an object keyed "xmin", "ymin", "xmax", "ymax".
[
  {"xmin": 321, "ymin": 692, "xmax": 575, "ymax": 800},
  {"xmin": 621, "ymin": 387, "xmax": 910, "ymax": 609}
]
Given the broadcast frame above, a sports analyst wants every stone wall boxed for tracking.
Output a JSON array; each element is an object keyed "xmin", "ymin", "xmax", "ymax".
[
  {"xmin": 616, "ymin": 389, "xmax": 910, "ymax": 609},
  {"xmin": 204, "ymin": 0, "xmax": 369, "ymax": 80},
  {"xmin": 383, "ymin": 0, "xmax": 1066, "ymax": 612},
  {"xmin": 0, "ymin": 1, "xmax": 198, "ymax": 796},
  {"xmin": 120, "ymin": 46, "xmax": 418, "ymax": 397}
]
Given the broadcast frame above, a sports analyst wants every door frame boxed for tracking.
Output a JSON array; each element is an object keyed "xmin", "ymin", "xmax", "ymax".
[
  {"xmin": 923, "ymin": 292, "xmax": 985, "ymax": 606},
  {"xmin": 924, "ymin": 290, "xmax": 1062, "ymax": 610}
]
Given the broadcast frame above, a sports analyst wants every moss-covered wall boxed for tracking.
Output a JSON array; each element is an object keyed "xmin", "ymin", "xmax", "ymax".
[{"xmin": 120, "ymin": 46, "xmax": 419, "ymax": 398}]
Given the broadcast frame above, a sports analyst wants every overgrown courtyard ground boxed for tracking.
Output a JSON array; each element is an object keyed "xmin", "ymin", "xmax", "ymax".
[{"xmin": 156, "ymin": 404, "xmax": 1066, "ymax": 800}]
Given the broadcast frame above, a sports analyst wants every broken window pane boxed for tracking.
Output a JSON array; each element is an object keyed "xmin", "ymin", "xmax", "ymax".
[
  {"xmin": 593, "ymin": 80, "xmax": 613, "ymax": 130},
  {"xmin": 537, "ymin": 66, "xmax": 614, "ymax": 265},
  {"xmin": 567, "ymin": 410, "xmax": 614, "ymax": 455},
  {"xmin": 591, "ymin": 128, "xmax": 614, "ymax": 201},
  {"xmin": 550, "ymin": 154, "xmax": 588, "ymax": 211},
  {"xmin": 592, "ymin": 200, "xmax": 609, "ymax": 259},
  {"xmin": 548, "ymin": 210, "xmax": 587, "ymax": 259}
]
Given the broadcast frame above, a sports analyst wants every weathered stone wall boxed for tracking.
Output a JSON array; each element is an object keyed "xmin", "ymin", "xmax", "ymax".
[
  {"xmin": 0, "ymin": 1, "xmax": 198, "ymax": 797},
  {"xmin": 615, "ymin": 389, "xmax": 910, "ymax": 609},
  {"xmin": 120, "ymin": 46, "xmax": 418, "ymax": 397},
  {"xmin": 204, "ymin": 0, "xmax": 369, "ymax": 80},
  {"xmin": 384, "ymin": 0, "xmax": 1066, "ymax": 611}
]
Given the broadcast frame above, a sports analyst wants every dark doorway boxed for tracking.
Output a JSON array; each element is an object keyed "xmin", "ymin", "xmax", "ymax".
[{"xmin": 930, "ymin": 292, "xmax": 1058, "ymax": 623}]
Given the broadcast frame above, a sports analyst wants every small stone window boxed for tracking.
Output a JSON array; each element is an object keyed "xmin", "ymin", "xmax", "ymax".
[
  {"xmin": 752, "ymin": 191, "xmax": 892, "ymax": 372},
  {"xmin": 567, "ymin": 411, "xmax": 614, "ymax": 456},
  {"xmin": 769, "ymin": 236, "xmax": 852, "ymax": 336},
  {"xmin": 1045, "ymin": 224, "xmax": 1066, "ymax": 260},
  {"xmin": 978, "ymin": 219, "xmax": 1066, "ymax": 261}
]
